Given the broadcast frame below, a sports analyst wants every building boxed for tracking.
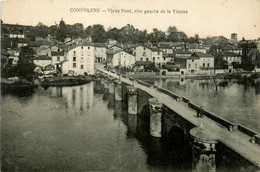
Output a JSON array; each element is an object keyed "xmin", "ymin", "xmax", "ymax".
[
  {"xmin": 61, "ymin": 42, "xmax": 95, "ymax": 75},
  {"xmin": 51, "ymin": 51, "xmax": 66, "ymax": 70},
  {"xmin": 173, "ymin": 49, "xmax": 193, "ymax": 57},
  {"xmin": 174, "ymin": 56, "xmax": 200, "ymax": 74},
  {"xmin": 158, "ymin": 42, "xmax": 174, "ymax": 55},
  {"xmin": 151, "ymin": 48, "xmax": 163, "ymax": 66},
  {"xmin": 33, "ymin": 55, "xmax": 52, "ymax": 68},
  {"xmin": 172, "ymin": 42, "xmax": 185, "ymax": 50},
  {"xmin": 162, "ymin": 54, "xmax": 175, "ymax": 64},
  {"xmin": 231, "ymin": 33, "xmax": 238, "ymax": 43},
  {"xmin": 222, "ymin": 52, "xmax": 242, "ymax": 65},
  {"xmin": 186, "ymin": 44, "xmax": 207, "ymax": 53},
  {"xmin": 9, "ymin": 31, "xmax": 25, "ymax": 38},
  {"xmin": 108, "ymin": 44, "xmax": 123, "ymax": 51},
  {"xmin": 37, "ymin": 47, "xmax": 51, "ymax": 56},
  {"xmin": 129, "ymin": 45, "xmax": 152, "ymax": 62},
  {"xmin": 222, "ymin": 46, "xmax": 242, "ymax": 55},
  {"xmin": 191, "ymin": 52, "xmax": 215, "ymax": 74},
  {"xmin": 107, "ymin": 39, "xmax": 117, "ymax": 47},
  {"xmin": 94, "ymin": 43, "xmax": 107, "ymax": 63},
  {"xmin": 106, "ymin": 50, "xmax": 135, "ymax": 69}
]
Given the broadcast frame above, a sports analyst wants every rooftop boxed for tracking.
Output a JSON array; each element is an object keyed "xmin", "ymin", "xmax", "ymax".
[
  {"xmin": 191, "ymin": 52, "xmax": 214, "ymax": 58},
  {"xmin": 51, "ymin": 51, "xmax": 64, "ymax": 56},
  {"xmin": 223, "ymin": 52, "xmax": 241, "ymax": 57},
  {"xmin": 34, "ymin": 55, "xmax": 52, "ymax": 60}
]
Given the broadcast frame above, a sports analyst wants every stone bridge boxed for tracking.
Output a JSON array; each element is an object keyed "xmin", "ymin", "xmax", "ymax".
[{"xmin": 95, "ymin": 69, "xmax": 260, "ymax": 171}]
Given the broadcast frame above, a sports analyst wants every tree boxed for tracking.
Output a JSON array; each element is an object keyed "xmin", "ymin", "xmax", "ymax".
[
  {"xmin": 56, "ymin": 19, "xmax": 68, "ymax": 42},
  {"xmin": 119, "ymin": 24, "xmax": 137, "ymax": 43},
  {"xmin": 49, "ymin": 25, "xmax": 58, "ymax": 38},
  {"xmin": 67, "ymin": 23, "xmax": 84, "ymax": 39},
  {"xmin": 203, "ymin": 36, "xmax": 229, "ymax": 46},
  {"xmin": 16, "ymin": 46, "xmax": 36, "ymax": 77},
  {"xmin": 106, "ymin": 27, "xmax": 120, "ymax": 40},
  {"xmin": 209, "ymin": 45, "xmax": 228, "ymax": 69},
  {"xmin": 239, "ymin": 41, "xmax": 257, "ymax": 71},
  {"xmin": 148, "ymin": 28, "xmax": 166, "ymax": 43},
  {"xmin": 167, "ymin": 26, "xmax": 178, "ymax": 35},
  {"xmin": 85, "ymin": 24, "xmax": 106, "ymax": 42},
  {"xmin": 34, "ymin": 22, "xmax": 49, "ymax": 39}
]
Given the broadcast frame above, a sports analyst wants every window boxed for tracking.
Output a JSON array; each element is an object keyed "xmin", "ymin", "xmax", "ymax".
[
  {"xmin": 146, "ymin": 58, "xmax": 149, "ymax": 61},
  {"xmin": 158, "ymin": 52, "xmax": 160, "ymax": 55},
  {"xmin": 143, "ymin": 52, "xmax": 146, "ymax": 56},
  {"xmin": 133, "ymin": 52, "xmax": 136, "ymax": 56},
  {"xmin": 188, "ymin": 64, "xmax": 191, "ymax": 68},
  {"xmin": 57, "ymin": 57, "xmax": 60, "ymax": 61},
  {"xmin": 81, "ymin": 65, "xmax": 84, "ymax": 69},
  {"xmin": 81, "ymin": 46, "xmax": 83, "ymax": 49},
  {"xmin": 58, "ymin": 49, "xmax": 60, "ymax": 52},
  {"xmin": 73, "ymin": 51, "xmax": 76, "ymax": 55},
  {"xmin": 73, "ymin": 63, "xmax": 76, "ymax": 68},
  {"xmin": 140, "ymin": 58, "xmax": 143, "ymax": 61},
  {"xmin": 73, "ymin": 57, "xmax": 76, "ymax": 61},
  {"xmin": 153, "ymin": 57, "xmax": 155, "ymax": 61},
  {"xmin": 143, "ymin": 47, "xmax": 146, "ymax": 50},
  {"xmin": 192, "ymin": 60, "xmax": 194, "ymax": 62},
  {"xmin": 207, "ymin": 63, "xmax": 210, "ymax": 67},
  {"xmin": 158, "ymin": 57, "xmax": 160, "ymax": 59},
  {"xmin": 203, "ymin": 63, "xmax": 205, "ymax": 67},
  {"xmin": 88, "ymin": 47, "xmax": 90, "ymax": 49}
]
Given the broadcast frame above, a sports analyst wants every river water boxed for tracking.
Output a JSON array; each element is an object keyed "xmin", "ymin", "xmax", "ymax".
[
  {"xmin": 1, "ymin": 81, "xmax": 258, "ymax": 171},
  {"xmin": 145, "ymin": 78, "xmax": 260, "ymax": 133}
]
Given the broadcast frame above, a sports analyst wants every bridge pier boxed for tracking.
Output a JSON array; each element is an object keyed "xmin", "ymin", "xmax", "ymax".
[
  {"xmin": 149, "ymin": 98, "xmax": 163, "ymax": 137},
  {"xmin": 127, "ymin": 86, "xmax": 137, "ymax": 115},
  {"xmin": 190, "ymin": 127, "xmax": 218, "ymax": 172},
  {"xmin": 108, "ymin": 78, "xmax": 115, "ymax": 94},
  {"xmin": 114, "ymin": 80, "xmax": 122, "ymax": 101}
]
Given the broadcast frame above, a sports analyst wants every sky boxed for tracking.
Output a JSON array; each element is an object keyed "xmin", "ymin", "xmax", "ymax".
[{"xmin": 1, "ymin": 0, "xmax": 260, "ymax": 40}]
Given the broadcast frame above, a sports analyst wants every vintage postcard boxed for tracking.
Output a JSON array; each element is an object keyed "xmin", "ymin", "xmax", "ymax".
[{"xmin": 1, "ymin": 0, "xmax": 260, "ymax": 171}]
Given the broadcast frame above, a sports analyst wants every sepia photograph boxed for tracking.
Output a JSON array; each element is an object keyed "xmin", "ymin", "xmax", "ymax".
[{"xmin": 1, "ymin": 0, "xmax": 260, "ymax": 171}]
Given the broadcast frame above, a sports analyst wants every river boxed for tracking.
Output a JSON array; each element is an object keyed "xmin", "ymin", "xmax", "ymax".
[{"xmin": 1, "ymin": 81, "xmax": 258, "ymax": 171}]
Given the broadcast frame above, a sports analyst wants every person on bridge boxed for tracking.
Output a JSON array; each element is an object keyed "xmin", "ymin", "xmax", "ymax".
[
  {"xmin": 196, "ymin": 107, "xmax": 200, "ymax": 118},
  {"xmin": 199, "ymin": 106, "xmax": 204, "ymax": 118}
]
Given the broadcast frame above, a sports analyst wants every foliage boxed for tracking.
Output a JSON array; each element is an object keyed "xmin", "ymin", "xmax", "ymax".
[
  {"xmin": 209, "ymin": 45, "xmax": 228, "ymax": 69},
  {"xmin": 239, "ymin": 41, "xmax": 257, "ymax": 71},
  {"xmin": 86, "ymin": 24, "xmax": 106, "ymax": 42},
  {"xmin": 145, "ymin": 63, "xmax": 159, "ymax": 72},
  {"xmin": 56, "ymin": 19, "xmax": 68, "ymax": 42},
  {"xmin": 1, "ymin": 46, "xmax": 36, "ymax": 78}
]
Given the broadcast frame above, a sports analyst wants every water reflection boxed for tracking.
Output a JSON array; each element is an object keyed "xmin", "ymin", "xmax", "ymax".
[{"xmin": 61, "ymin": 82, "xmax": 94, "ymax": 110}]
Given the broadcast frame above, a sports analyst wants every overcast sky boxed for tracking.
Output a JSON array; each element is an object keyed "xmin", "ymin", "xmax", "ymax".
[{"xmin": 1, "ymin": 0, "xmax": 260, "ymax": 40}]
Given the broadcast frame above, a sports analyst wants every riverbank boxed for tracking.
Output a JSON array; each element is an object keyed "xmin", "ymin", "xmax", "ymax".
[
  {"xmin": 39, "ymin": 76, "xmax": 94, "ymax": 86},
  {"xmin": 1, "ymin": 75, "xmax": 95, "ymax": 88}
]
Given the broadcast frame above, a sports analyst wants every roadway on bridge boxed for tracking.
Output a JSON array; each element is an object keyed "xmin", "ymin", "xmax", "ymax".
[{"xmin": 100, "ymin": 69, "xmax": 260, "ymax": 168}]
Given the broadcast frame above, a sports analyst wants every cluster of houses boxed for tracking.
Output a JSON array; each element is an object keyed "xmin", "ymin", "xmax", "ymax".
[{"xmin": 3, "ymin": 31, "xmax": 258, "ymax": 76}]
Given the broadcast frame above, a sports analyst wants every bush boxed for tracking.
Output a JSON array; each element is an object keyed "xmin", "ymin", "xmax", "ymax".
[{"xmin": 25, "ymin": 74, "xmax": 34, "ymax": 82}]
